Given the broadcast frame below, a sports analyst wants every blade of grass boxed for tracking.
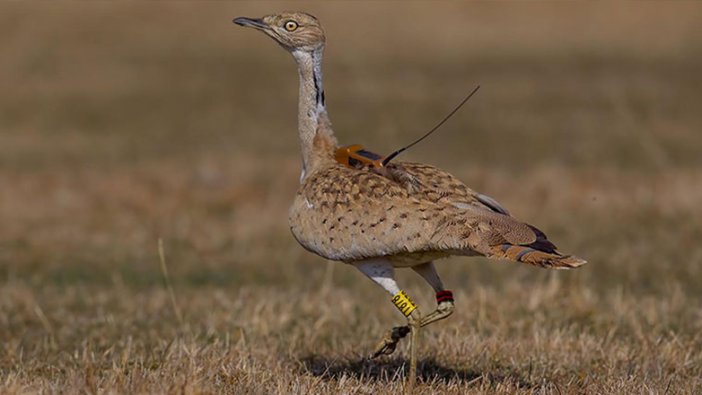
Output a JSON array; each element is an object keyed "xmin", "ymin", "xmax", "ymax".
[{"xmin": 158, "ymin": 238, "xmax": 184, "ymax": 327}]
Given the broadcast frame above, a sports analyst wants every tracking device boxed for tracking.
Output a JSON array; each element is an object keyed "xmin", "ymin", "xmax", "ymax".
[{"xmin": 334, "ymin": 86, "xmax": 480, "ymax": 170}]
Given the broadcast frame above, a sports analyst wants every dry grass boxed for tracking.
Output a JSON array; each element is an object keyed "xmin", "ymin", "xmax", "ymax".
[{"xmin": 1, "ymin": 2, "xmax": 702, "ymax": 394}]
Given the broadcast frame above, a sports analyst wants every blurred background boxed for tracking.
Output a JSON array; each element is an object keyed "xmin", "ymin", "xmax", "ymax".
[{"xmin": 1, "ymin": 2, "xmax": 701, "ymax": 392}]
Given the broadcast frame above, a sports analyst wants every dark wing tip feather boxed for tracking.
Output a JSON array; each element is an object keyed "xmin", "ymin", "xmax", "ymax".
[{"xmin": 525, "ymin": 224, "xmax": 558, "ymax": 253}]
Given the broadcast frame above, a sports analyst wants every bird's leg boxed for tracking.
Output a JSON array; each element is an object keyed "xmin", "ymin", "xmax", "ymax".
[
  {"xmin": 407, "ymin": 305, "xmax": 421, "ymax": 387},
  {"xmin": 353, "ymin": 261, "xmax": 410, "ymax": 357},
  {"xmin": 412, "ymin": 262, "xmax": 455, "ymax": 327},
  {"xmin": 353, "ymin": 260, "xmax": 422, "ymax": 385}
]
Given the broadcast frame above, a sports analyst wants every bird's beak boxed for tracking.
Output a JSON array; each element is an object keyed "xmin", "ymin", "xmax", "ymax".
[{"xmin": 233, "ymin": 17, "xmax": 269, "ymax": 31}]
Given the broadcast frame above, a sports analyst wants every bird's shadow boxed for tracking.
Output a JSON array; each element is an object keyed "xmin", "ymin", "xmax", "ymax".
[{"xmin": 299, "ymin": 355, "xmax": 533, "ymax": 388}]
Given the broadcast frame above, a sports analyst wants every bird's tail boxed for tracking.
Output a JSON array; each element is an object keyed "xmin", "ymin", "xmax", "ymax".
[{"xmin": 489, "ymin": 243, "xmax": 587, "ymax": 269}]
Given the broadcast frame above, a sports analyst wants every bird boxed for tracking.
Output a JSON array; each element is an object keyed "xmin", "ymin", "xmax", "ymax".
[{"xmin": 233, "ymin": 11, "xmax": 586, "ymax": 386}]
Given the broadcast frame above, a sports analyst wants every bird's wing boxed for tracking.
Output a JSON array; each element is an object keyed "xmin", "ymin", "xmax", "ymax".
[
  {"xmin": 388, "ymin": 162, "xmax": 511, "ymax": 215},
  {"xmin": 388, "ymin": 162, "xmax": 560, "ymax": 257}
]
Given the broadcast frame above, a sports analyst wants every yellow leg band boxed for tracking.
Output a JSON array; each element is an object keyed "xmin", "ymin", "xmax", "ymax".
[{"xmin": 392, "ymin": 290, "xmax": 417, "ymax": 317}]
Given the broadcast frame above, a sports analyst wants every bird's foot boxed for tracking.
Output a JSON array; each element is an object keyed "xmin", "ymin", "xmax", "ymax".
[
  {"xmin": 420, "ymin": 300, "xmax": 455, "ymax": 327},
  {"xmin": 370, "ymin": 325, "xmax": 410, "ymax": 358}
]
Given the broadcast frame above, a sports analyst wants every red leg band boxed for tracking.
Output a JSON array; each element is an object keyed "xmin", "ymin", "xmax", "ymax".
[{"xmin": 435, "ymin": 290, "xmax": 454, "ymax": 304}]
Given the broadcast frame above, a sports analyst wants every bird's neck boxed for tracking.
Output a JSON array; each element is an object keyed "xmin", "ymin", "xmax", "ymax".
[{"xmin": 292, "ymin": 47, "xmax": 337, "ymax": 181}]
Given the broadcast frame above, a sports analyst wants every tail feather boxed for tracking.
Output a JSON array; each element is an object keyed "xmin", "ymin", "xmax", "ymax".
[{"xmin": 492, "ymin": 243, "xmax": 587, "ymax": 269}]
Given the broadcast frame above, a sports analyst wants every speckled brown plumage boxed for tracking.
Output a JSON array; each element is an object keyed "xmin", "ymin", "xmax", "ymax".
[{"xmin": 289, "ymin": 155, "xmax": 585, "ymax": 268}]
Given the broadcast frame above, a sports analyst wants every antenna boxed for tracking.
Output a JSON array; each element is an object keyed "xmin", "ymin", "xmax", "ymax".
[{"xmin": 381, "ymin": 85, "xmax": 481, "ymax": 167}]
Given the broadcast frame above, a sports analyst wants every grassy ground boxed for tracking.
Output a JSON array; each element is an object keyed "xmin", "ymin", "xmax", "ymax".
[{"xmin": 1, "ymin": 2, "xmax": 702, "ymax": 393}]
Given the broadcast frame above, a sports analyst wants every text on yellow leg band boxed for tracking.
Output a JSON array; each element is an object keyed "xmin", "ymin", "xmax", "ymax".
[{"xmin": 392, "ymin": 290, "xmax": 417, "ymax": 317}]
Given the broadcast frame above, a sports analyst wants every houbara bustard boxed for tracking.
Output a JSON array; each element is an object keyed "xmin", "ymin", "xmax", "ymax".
[{"xmin": 233, "ymin": 12, "xmax": 586, "ymax": 385}]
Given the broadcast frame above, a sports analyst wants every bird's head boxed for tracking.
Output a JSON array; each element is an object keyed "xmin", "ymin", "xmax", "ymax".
[{"xmin": 233, "ymin": 12, "xmax": 325, "ymax": 53}]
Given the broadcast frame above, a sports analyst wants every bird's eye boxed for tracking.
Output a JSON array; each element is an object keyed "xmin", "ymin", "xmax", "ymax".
[{"xmin": 284, "ymin": 20, "xmax": 298, "ymax": 32}]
